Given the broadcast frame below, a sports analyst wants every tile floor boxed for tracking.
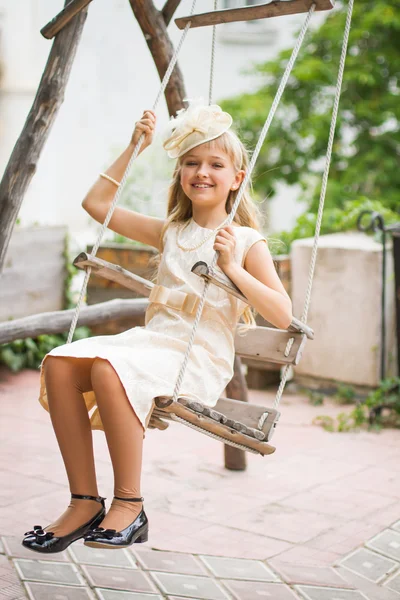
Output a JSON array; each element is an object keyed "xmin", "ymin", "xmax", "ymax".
[{"xmin": 1, "ymin": 368, "xmax": 399, "ymax": 599}]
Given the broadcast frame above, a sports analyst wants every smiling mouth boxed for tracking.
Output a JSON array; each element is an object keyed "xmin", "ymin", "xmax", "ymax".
[{"xmin": 192, "ymin": 184, "xmax": 214, "ymax": 189}]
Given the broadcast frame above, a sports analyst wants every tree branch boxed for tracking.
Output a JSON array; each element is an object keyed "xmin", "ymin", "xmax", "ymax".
[
  {"xmin": 162, "ymin": 0, "xmax": 182, "ymax": 26},
  {"xmin": 128, "ymin": 0, "xmax": 186, "ymax": 116}
]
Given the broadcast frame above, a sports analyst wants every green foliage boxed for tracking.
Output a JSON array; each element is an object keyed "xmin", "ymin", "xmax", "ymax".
[
  {"xmin": 0, "ymin": 327, "xmax": 91, "ymax": 373},
  {"xmin": 307, "ymin": 390, "xmax": 325, "ymax": 406},
  {"xmin": 334, "ymin": 383, "xmax": 356, "ymax": 405},
  {"xmin": 221, "ymin": 1, "xmax": 400, "ymax": 243},
  {"xmin": 313, "ymin": 377, "xmax": 400, "ymax": 432},
  {"xmin": 274, "ymin": 198, "xmax": 399, "ymax": 254}
]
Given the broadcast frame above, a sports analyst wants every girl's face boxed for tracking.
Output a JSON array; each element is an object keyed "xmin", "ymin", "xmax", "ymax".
[{"xmin": 180, "ymin": 143, "xmax": 244, "ymax": 210}]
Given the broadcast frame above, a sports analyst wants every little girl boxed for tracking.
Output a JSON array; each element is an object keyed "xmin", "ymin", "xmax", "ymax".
[{"xmin": 22, "ymin": 102, "xmax": 292, "ymax": 553}]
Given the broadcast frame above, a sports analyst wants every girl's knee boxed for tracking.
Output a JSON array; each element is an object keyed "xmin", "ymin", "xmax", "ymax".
[
  {"xmin": 44, "ymin": 355, "xmax": 93, "ymax": 392},
  {"xmin": 91, "ymin": 358, "xmax": 117, "ymax": 388}
]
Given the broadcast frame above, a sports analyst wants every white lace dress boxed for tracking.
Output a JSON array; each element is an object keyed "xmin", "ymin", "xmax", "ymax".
[{"xmin": 39, "ymin": 220, "xmax": 266, "ymax": 431}]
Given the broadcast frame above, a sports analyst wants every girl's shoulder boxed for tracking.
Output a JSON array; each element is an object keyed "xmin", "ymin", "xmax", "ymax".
[{"xmin": 233, "ymin": 225, "xmax": 267, "ymax": 248}]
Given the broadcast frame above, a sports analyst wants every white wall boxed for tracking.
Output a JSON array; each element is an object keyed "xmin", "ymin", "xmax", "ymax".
[{"xmin": 0, "ymin": 0, "xmax": 326, "ymax": 241}]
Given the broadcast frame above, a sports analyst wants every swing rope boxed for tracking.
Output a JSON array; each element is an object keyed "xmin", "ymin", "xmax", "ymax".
[
  {"xmin": 208, "ymin": 0, "xmax": 218, "ymax": 105},
  {"xmin": 171, "ymin": 3, "xmax": 316, "ymax": 407},
  {"xmin": 66, "ymin": 0, "xmax": 198, "ymax": 345},
  {"xmin": 267, "ymin": 0, "xmax": 354, "ymax": 419}
]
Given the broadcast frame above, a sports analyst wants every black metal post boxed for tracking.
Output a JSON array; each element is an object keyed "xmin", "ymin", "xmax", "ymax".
[
  {"xmin": 357, "ymin": 211, "xmax": 400, "ymax": 381},
  {"xmin": 390, "ymin": 229, "xmax": 400, "ymax": 376}
]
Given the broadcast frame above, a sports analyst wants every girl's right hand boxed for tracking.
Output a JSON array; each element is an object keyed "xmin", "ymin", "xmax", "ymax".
[{"xmin": 131, "ymin": 110, "xmax": 156, "ymax": 152}]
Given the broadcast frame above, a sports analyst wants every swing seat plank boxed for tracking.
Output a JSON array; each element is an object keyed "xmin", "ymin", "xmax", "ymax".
[
  {"xmin": 175, "ymin": 0, "xmax": 335, "ymax": 30},
  {"xmin": 153, "ymin": 396, "xmax": 277, "ymax": 455},
  {"xmin": 41, "ymin": 0, "xmax": 93, "ymax": 39},
  {"xmin": 73, "ymin": 252, "xmax": 308, "ymax": 365}
]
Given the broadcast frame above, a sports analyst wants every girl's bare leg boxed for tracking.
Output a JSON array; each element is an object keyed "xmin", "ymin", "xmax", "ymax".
[
  {"xmin": 90, "ymin": 358, "xmax": 144, "ymax": 531},
  {"xmin": 43, "ymin": 356, "xmax": 102, "ymax": 536}
]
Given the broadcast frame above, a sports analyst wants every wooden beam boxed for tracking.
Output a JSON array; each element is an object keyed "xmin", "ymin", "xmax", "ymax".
[
  {"xmin": 162, "ymin": 0, "xmax": 182, "ymax": 26},
  {"xmin": 128, "ymin": 0, "xmax": 186, "ymax": 116},
  {"xmin": 234, "ymin": 325, "xmax": 307, "ymax": 366},
  {"xmin": 191, "ymin": 261, "xmax": 314, "ymax": 340},
  {"xmin": 73, "ymin": 252, "xmax": 154, "ymax": 297},
  {"xmin": 0, "ymin": 1, "xmax": 88, "ymax": 272},
  {"xmin": 41, "ymin": 0, "xmax": 93, "ymax": 39},
  {"xmin": 175, "ymin": 0, "xmax": 335, "ymax": 29},
  {"xmin": 224, "ymin": 355, "xmax": 248, "ymax": 471},
  {"xmin": 0, "ymin": 298, "xmax": 148, "ymax": 345}
]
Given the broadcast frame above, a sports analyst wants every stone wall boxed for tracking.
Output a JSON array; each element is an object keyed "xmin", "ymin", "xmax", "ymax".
[{"xmin": 291, "ymin": 232, "xmax": 397, "ymax": 387}]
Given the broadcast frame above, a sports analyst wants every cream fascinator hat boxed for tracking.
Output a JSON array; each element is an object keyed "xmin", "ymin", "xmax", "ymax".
[{"xmin": 163, "ymin": 98, "xmax": 233, "ymax": 159}]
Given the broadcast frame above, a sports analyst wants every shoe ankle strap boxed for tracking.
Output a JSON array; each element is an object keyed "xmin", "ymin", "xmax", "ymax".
[
  {"xmin": 114, "ymin": 495, "xmax": 143, "ymax": 502},
  {"xmin": 71, "ymin": 493, "xmax": 106, "ymax": 504}
]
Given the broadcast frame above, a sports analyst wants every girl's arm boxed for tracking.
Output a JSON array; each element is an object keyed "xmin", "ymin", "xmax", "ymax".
[
  {"xmin": 214, "ymin": 228, "xmax": 293, "ymax": 330},
  {"xmin": 82, "ymin": 110, "xmax": 165, "ymax": 250}
]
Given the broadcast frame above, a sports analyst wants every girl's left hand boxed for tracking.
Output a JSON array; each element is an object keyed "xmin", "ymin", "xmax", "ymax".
[{"xmin": 214, "ymin": 226, "xmax": 236, "ymax": 273}]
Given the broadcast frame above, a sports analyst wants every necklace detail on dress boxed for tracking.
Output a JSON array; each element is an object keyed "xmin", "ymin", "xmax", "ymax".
[{"xmin": 176, "ymin": 218, "xmax": 228, "ymax": 252}]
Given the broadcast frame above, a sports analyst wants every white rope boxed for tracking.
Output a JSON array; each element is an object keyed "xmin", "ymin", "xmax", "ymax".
[
  {"xmin": 171, "ymin": 4, "xmax": 315, "ymax": 404},
  {"xmin": 261, "ymin": 0, "xmax": 355, "ymax": 423},
  {"xmin": 66, "ymin": 0, "xmax": 197, "ymax": 344},
  {"xmin": 208, "ymin": 0, "xmax": 218, "ymax": 105}
]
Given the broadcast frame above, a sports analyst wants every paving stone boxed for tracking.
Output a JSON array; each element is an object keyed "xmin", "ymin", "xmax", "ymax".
[
  {"xmin": 391, "ymin": 521, "xmax": 400, "ymax": 533},
  {"xmin": 133, "ymin": 549, "xmax": 206, "ymax": 576},
  {"xmin": 13, "ymin": 559, "xmax": 84, "ymax": 585},
  {"xmin": 82, "ymin": 565, "xmax": 157, "ymax": 593},
  {"xmin": 69, "ymin": 542, "xmax": 136, "ymax": 568},
  {"xmin": 150, "ymin": 571, "xmax": 230, "ymax": 600},
  {"xmin": 384, "ymin": 570, "xmax": 400, "ymax": 594},
  {"xmin": 24, "ymin": 581, "xmax": 93, "ymax": 600},
  {"xmin": 337, "ymin": 564, "xmax": 400, "ymax": 600},
  {"xmin": 222, "ymin": 579, "xmax": 300, "ymax": 599},
  {"xmin": 366, "ymin": 529, "xmax": 400, "ymax": 562},
  {"xmin": 95, "ymin": 590, "xmax": 163, "ymax": 600},
  {"xmin": 340, "ymin": 547, "xmax": 398, "ymax": 583},
  {"xmin": 271, "ymin": 564, "xmax": 354, "ymax": 589},
  {"xmin": 199, "ymin": 555, "xmax": 278, "ymax": 581},
  {"xmin": 294, "ymin": 586, "xmax": 367, "ymax": 600},
  {"xmin": 2, "ymin": 536, "xmax": 70, "ymax": 561}
]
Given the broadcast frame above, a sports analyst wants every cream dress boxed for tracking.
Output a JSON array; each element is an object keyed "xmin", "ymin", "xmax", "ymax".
[{"xmin": 39, "ymin": 220, "xmax": 266, "ymax": 431}]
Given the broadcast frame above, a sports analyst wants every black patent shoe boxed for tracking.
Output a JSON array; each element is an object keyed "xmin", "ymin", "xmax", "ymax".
[
  {"xmin": 84, "ymin": 496, "xmax": 148, "ymax": 549},
  {"xmin": 22, "ymin": 494, "xmax": 106, "ymax": 554}
]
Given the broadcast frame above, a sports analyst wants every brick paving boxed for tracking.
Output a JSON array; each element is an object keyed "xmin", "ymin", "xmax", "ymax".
[{"xmin": 0, "ymin": 367, "xmax": 399, "ymax": 599}]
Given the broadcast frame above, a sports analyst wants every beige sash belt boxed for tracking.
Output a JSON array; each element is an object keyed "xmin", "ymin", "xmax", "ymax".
[{"xmin": 149, "ymin": 284, "xmax": 200, "ymax": 315}]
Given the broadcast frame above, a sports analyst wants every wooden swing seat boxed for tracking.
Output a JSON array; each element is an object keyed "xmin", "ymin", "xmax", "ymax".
[
  {"xmin": 73, "ymin": 251, "xmax": 313, "ymax": 453},
  {"xmin": 175, "ymin": 0, "xmax": 335, "ymax": 30}
]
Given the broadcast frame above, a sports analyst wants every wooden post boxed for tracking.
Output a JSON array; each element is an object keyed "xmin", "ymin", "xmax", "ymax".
[
  {"xmin": 224, "ymin": 355, "xmax": 248, "ymax": 471},
  {"xmin": 0, "ymin": 1, "xmax": 88, "ymax": 272},
  {"xmin": 128, "ymin": 0, "xmax": 186, "ymax": 117},
  {"xmin": 41, "ymin": 0, "xmax": 93, "ymax": 39}
]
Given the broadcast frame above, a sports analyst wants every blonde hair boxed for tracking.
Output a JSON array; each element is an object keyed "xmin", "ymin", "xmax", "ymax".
[{"xmin": 160, "ymin": 129, "xmax": 262, "ymax": 328}]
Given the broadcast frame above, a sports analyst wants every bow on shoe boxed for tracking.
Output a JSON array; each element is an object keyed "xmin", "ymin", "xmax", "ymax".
[
  {"xmin": 23, "ymin": 526, "xmax": 55, "ymax": 544},
  {"xmin": 90, "ymin": 527, "xmax": 122, "ymax": 539}
]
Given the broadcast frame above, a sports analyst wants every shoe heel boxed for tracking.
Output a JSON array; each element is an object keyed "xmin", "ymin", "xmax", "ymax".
[{"xmin": 135, "ymin": 530, "xmax": 148, "ymax": 544}]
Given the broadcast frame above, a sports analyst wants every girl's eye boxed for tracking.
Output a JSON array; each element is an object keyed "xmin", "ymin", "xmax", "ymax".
[
  {"xmin": 213, "ymin": 163, "xmax": 223, "ymax": 168},
  {"xmin": 186, "ymin": 161, "xmax": 197, "ymax": 166}
]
